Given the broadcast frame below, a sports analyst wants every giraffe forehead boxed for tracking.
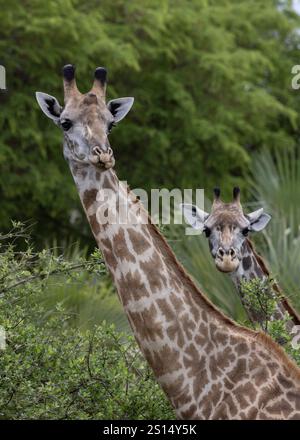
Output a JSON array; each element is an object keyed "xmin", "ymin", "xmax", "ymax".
[
  {"xmin": 206, "ymin": 208, "xmax": 249, "ymax": 229},
  {"xmin": 62, "ymin": 93, "xmax": 110, "ymax": 121}
]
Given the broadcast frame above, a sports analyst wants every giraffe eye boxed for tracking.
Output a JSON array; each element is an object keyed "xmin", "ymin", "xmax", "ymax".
[
  {"xmin": 61, "ymin": 119, "xmax": 72, "ymax": 131},
  {"xmin": 107, "ymin": 121, "xmax": 116, "ymax": 134},
  {"xmin": 204, "ymin": 227, "xmax": 211, "ymax": 237},
  {"xmin": 242, "ymin": 228, "xmax": 249, "ymax": 236}
]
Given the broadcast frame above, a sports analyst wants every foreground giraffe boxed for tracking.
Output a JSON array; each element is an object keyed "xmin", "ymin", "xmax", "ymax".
[
  {"xmin": 35, "ymin": 65, "xmax": 300, "ymax": 419},
  {"xmin": 181, "ymin": 188, "xmax": 300, "ymax": 342}
]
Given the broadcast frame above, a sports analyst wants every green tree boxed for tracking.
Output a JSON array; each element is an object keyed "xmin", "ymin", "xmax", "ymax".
[{"xmin": 1, "ymin": 0, "xmax": 300, "ymax": 242}]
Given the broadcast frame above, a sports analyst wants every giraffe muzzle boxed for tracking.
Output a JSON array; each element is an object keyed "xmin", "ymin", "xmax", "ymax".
[
  {"xmin": 215, "ymin": 248, "xmax": 239, "ymax": 273},
  {"xmin": 89, "ymin": 146, "xmax": 115, "ymax": 169}
]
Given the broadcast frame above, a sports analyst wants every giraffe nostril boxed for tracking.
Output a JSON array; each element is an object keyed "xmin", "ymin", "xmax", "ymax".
[
  {"xmin": 218, "ymin": 248, "xmax": 225, "ymax": 258},
  {"xmin": 92, "ymin": 146, "xmax": 102, "ymax": 156},
  {"xmin": 229, "ymin": 248, "xmax": 236, "ymax": 258}
]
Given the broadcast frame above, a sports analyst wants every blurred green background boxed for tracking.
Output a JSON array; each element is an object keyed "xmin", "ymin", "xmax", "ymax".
[{"xmin": 0, "ymin": 0, "xmax": 300, "ymax": 329}]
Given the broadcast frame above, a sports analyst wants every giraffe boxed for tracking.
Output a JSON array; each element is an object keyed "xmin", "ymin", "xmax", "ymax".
[
  {"xmin": 35, "ymin": 65, "xmax": 300, "ymax": 419},
  {"xmin": 181, "ymin": 187, "xmax": 300, "ymax": 342}
]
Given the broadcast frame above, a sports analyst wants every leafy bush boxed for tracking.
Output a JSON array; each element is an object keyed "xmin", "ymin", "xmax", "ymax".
[
  {"xmin": 239, "ymin": 277, "xmax": 280, "ymax": 333},
  {"xmin": 0, "ymin": 224, "xmax": 174, "ymax": 419},
  {"xmin": 239, "ymin": 277, "xmax": 300, "ymax": 366}
]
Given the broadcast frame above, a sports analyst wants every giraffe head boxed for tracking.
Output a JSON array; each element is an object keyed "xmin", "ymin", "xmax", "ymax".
[
  {"xmin": 181, "ymin": 187, "xmax": 271, "ymax": 273},
  {"xmin": 35, "ymin": 65, "xmax": 134, "ymax": 169}
]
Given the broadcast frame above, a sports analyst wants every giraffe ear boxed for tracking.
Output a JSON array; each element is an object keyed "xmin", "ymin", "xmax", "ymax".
[
  {"xmin": 107, "ymin": 97, "xmax": 134, "ymax": 123},
  {"xmin": 180, "ymin": 204, "xmax": 209, "ymax": 231},
  {"xmin": 35, "ymin": 92, "xmax": 62, "ymax": 122},
  {"xmin": 247, "ymin": 209, "xmax": 271, "ymax": 232}
]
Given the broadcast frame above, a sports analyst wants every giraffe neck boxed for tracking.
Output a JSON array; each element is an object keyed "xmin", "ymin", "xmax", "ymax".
[
  {"xmin": 230, "ymin": 239, "xmax": 300, "ymax": 337},
  {"xmin": 66, "ymin": 159, "xmax": 300, "ymax": 419}
]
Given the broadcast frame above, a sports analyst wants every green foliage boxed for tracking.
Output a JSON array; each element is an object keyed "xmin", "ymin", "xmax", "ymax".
[
  {"xmin": 239, "ymin": 277, "xmax": 300, "ymax": 366},
  {"xmin": 239, "ymin": 277, "xmax": 278, "ymax": 332},
  {"xmin": 40, "ymin": 240, "xmax": 131, "ymax": 332},
  {"xmin": 0, "ymin": 225, "xmax": 174, "ymax": 419},
  {"xmin": 1, "ymin": 0, "xmax": 300, "ymax": 241},
  {"xmin": 42, "ymin": 271, "xmax": 131, "ymax": 333}
]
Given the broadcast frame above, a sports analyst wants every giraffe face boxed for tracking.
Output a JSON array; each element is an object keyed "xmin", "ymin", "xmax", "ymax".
[
  {"xmin": 181, "ymin": 188, "xmax": 271, "ymax": 274},
  {"xmin": 203, "ymin": 209, "xmax": 251, "ymax": 273},
  {"xmin": 35, "ymin": 65, "xmax": 134, "ymax": 169},
  {"xmin": 59, "ymin": 93, "xmax": 115, "ymax": 167}
]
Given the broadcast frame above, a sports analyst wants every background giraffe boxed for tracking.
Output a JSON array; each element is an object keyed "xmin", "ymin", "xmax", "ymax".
[
  {"xmin": 181, "ymin": 188, "xmax": 300, "ymax": 343},
  {"xmin": 35, "ymin": 65, "xmax": 300, "ymax": 419}
]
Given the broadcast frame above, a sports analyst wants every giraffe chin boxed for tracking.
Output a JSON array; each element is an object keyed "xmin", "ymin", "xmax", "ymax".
[{"xmin": 215, "ymin": 257, "xmax": 239, "ymax": 274}]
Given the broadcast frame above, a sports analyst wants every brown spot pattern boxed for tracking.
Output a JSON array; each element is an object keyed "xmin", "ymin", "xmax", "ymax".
[
  {"xmin": 139, "ymin": 251, "xmax": 167, "ymax": 292},
  {"xmin": 89, "ymin": 213, "xmax": 100, "ymax": 235},
  {"xmin": 112, "ymin": 228, "xmax": 136, "ymax": 263},
  {"xmin": 127, "ymin": 228, "xmax": 152, "ymax": 255},
  {"xmin": 119, "ymin": 269, "xmax": 150, "ymax": 305},
  {"xmin": 82, "ymin": 188, "xmax": 98, "ymax": 211}
]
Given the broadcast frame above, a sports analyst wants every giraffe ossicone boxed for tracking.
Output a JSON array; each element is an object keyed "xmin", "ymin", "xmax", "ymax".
[{"xmin": 36, "ymin": 66, "xmax": 300, "ymax": 419}]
